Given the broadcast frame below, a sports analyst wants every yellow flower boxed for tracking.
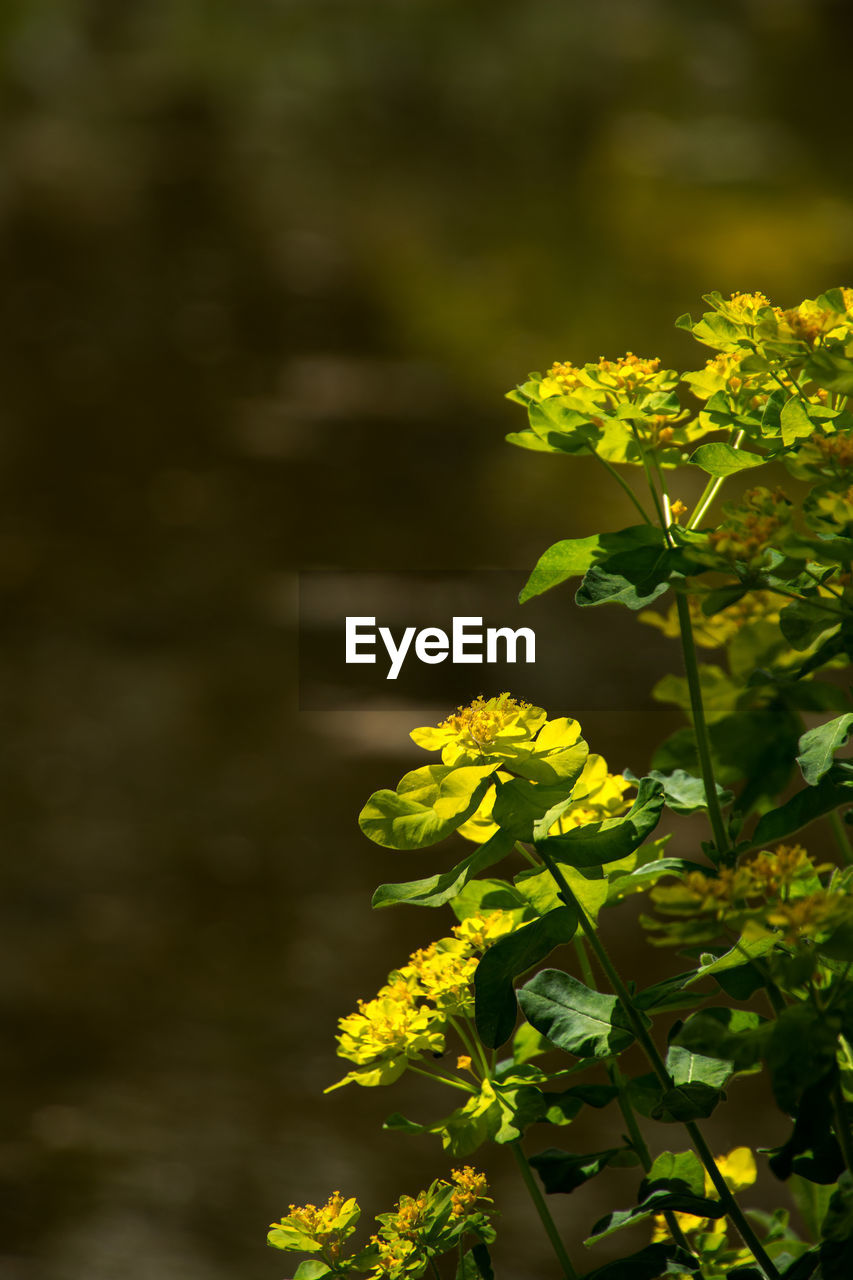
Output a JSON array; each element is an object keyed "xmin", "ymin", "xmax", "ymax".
[
  {"xmin": 780, "ymin": 291, "xmax": 853, "ymax": 346},
  {"xmin": 682, "ymin": 350, "xmax": 771, "ymax": 408},
  {"xmin": 268, "ymin": 1191, "xmax": 361, "ymax": 1256},
  {"xmin": 336, "ymin": 992, "xmax": 445, "ymax": 1067},
  {"xmin": 747, "ymin": 843, "xmax": 825, "ymax": 897},
  {"xmin": 411, "ymin": 694, "xmax": 545, "ymax": 764},
  {"xmin": 449, "ymin": 1167, "xmax": 491, "ymax": 1218},
  {"xmin": 397, "ymin": 941, "xmax": 479, "ymax": 1017},
  {"xmin": 452, "ymin": 909, "xmax": 521, "ymax": 953},
  {"xmin": 370, "ymin": 1233, "xmax": 418, "ymax": 1278},
  {"xmin": 765, "ymin": 890, "xmax": 852, "ymax": 946}
]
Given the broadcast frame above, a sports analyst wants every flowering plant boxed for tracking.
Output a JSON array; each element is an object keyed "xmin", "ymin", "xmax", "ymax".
[{"xmin": 271, "ymin": 289, "xmax": 853, "ymax": 1280}]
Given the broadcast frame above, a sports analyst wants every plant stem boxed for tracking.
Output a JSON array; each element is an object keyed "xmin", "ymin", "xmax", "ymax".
[
  {"xmin": 590, "ymin": 449, "xmax": 653, "ymax": 527},
  {"xmin": 831, "ymin": 1073, "xmax": 853, "ymax": 1176},
  {"xmin": 514, "ymin": 840, "xmax": 540, "ymax": 868},
  {"xmin": 511, "ymin": 1140, "xmax": 579, "ymax": 1280},
  {"xmin": 408, "ymin": 1065, "xmax": 476, "ymax": 1094},
  {"xmin": 538, "ymin": 848, "xmax": 781, "ymax": 1280},
  {"xmin": 674, "ymin": 589, "xmax": 732, "ymax": 863},
  {"xmin": 630, "ymin": 426, "xmax": 670, "ymax": 534},
  {"xmin": 573, "ymin": 934, "xmax": 596, "ymax": 987},
  {"xmin": 830, "ymin": 810, "xmax": 853, "ymax": 867},
  {"xmin": 449, "ymin": 1016, "xmax": 491, "ymax": 1080},
  {"xmin": 609, "ymin": 1062, "xmax": 697, "ymax": 1257}
]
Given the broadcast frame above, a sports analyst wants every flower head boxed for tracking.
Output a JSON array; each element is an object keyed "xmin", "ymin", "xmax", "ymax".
[{"xmin": 268, "ymin": 1191, "xmax": 361, "ymax": 1256}]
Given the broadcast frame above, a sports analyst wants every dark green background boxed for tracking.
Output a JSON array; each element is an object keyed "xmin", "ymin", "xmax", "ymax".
[{"xmin": 2, "ymin": 3, "xmax": 852, "ymax": 1276}]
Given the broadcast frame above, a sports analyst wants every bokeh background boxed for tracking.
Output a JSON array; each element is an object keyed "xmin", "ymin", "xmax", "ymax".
[{"xmin": 3, "ymin": 2, "xmax": 853, "ymax": 1277}]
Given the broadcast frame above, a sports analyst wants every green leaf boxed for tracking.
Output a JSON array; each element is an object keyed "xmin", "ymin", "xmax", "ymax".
[
  {"xmin": 790, "ymin": 1174, "xmax": 838, "ymax": 1240},
  {"xmin": 658, "ymin": 1012, "xmax": 762, "ymax": 1121},
  {"xmin": 806, "ymin": 346, "xmax": 853, "ymax": 394},
  {"xmin": 673, "ymin": 1007, "xmax": 767, "ymax": 1073},
  {"xmin": 781, "ymin": 397, "xmax": 819, "ymax": 447},
  {"xmin": 450, "ymin": 876, "xmax": 531, "ymax": 920},
  {"xmin": 688, "ymin": 442, "xmax": 767, "ymax": 476},
  {"xmin": 492, "ymin": 777, "xmax": 583, "ymax": 842},
  {"xmin": 515, "ymin": 862, "xmax": 610, "ymax": 924},
  {"xmin": 639, "ymin": 768, "xmax": 734, "ymax": 815},
  {"xmin": 474, "ymin": 905, "xmax": 579, "ymax": 1048},
  {"xmin": 519, "ymin": 526, "xmax": 664, "ymax": 603},
  {"xmin": 575, "ymin": 545, "xmax": 690, "ymax": 611},
  {"xmin": 586, "ymin": 1187, "xmax": 724, "ymax": 1243},
  {"xmin": 372, "ymin": 829, "xmax": 515, "ymax": 909},
  {"xmin": 751, "ymin": 764, "xmax": 853, "ymax": 847},
  {"xmin": 581, "ymin": 1243, "xmax": 701, "ymax": 1280},
  {"xmin": 534, "ymin": 777, "xmax": 664, "ymax": 868},
  {"xmin": 359, "ymin": 763, "xmax": 495, "ymax": 849},
  {"xmin": 635, "ymin": 970, "xmax": 703, "ymax": 1015},
  {"xmin": 685, "ymin": 934, "xmax": 778, "ymax": 985},
  {"xmin": 768, "ymin": 1077, "xmax": 842, "ymax": 1183},
  {"xmin": 293, "ymin": 1263, "xmax": 333, "ymax": 1280},
  {"xmin": 517, "ymin": 970, "xmax": 637, "ymax": 1059},
  {"xmin": 797, "ymin": 715, "xmax": 853, "ymax": 786},
  {"xmin": 529, "ymin": 1145, "xmax": 638, "ymax": 1194},
  {"xmin": 768, "ymin": 1004, "xmax": 839, "ymax": 1114},
  {"xmin": 822, "ymin": 1172, "xmax": 853, "ymax": 1243},
  {"xmin": 643, "ymin": 1150, "xmax": 706, "ymax": 1198},
  {"xmin": 456, "ymin": 1245, "xmax": 494, "ymax": 1280}
]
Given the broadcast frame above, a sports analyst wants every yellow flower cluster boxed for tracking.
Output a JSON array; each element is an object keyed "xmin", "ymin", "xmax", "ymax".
[
  {"xmin": 722, "ymin": 291, "xmax": 778, "ymax": 324},
  {"xmin": 780, "ymin": 288, "xmax": 853, "ymax": 346},
  {"xmin": 369, "ymin": 1169, "xmax": 493, "ymax": 1280},
  {"xmin": 397, "ymin": 942, "xmax": 479, "ymax": 1017},
  {"xmin": 269, "ymin": 1171, "xmax": 493, "ymax": 1278},
  {"xmin": 682, "ymin": 350, "xmax": 770, "ymax": 409},
  {"xmin": 331, "ymin": 911, "xmax": 521, "ymax": 1087},
  {"xmin": 411, "ymin": 693, "xmax": 549, "ymax": 766},
  {"xmin": 336, "ymin": 991, "xmax": 446, "ymax": 1067},
  {"xmin": 646, "ymin": 843, "xmax": 848, "ymax": 949},
  {"xmin": 449, "ymin": 1167, "xmax": 491, "ymax": 1218},
  {"xmin": 268, "ymin": 1190, "xmax": 361, "ymax": 1259},
  {"xmin": 545, "ymin": 352, "xmax": 676, "ymax": 403},
  {"xmin": 437, "ymin": 693, "xmax": 537, "ymax": 754}
]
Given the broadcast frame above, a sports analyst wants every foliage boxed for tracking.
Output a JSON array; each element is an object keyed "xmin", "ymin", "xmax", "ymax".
[{"xmin": 272, "ymin": 288, "xmax": 853, "ymax": 1280}]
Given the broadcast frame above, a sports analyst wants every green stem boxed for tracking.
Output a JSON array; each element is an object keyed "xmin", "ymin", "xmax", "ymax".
[
  {"xmin": 609, "ymin": 1063, "xmax": 697, "ymax": 1257},
  {"xmin": 831, "ymin": 1073, "xmax": 853, "ymax": 1177},
  {"xmin": 538, "ymin": 848, "xmax": 781, "ymax": 1280},
  {"xmin": 408, "ymin": 1065, "xmax": 476, "ymax": 1095},
  {"xmin": 514, "ymin": 840, "xmax": 540, "ymax": 868},
  {"xmin": 687, "ymin": 430, "xmax": 745, "ymax": 530},
  {"xmin": 630, "ymin": 426, "xmax": 670, "ymax": 534},
  {"xmin": 450, "ymin": 1015, "xmax": 491, "ymax": 1080},
  {"xmin": 511, "ymin": 1140, "xmax": 578, "ymax": 1280},
  {"xmin": 830, "ymin": 810, "xmax": 853, "ymax": 867},
  {"xmin": 674, "ymin": 590, "xmax": 731, "ymax": 863},
  {"xmin": 573, "ymin": 935, "xmax": 596, "ymax": 987},
  {"xmin": 590, "ymin": 449, "xmax": 653, "ymax": 527}
]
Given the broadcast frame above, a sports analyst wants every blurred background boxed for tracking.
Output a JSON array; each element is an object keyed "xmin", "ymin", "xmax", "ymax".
[{"xmin": 2, "ymin": 1, "xmax": 853, "ymax": 1276}]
